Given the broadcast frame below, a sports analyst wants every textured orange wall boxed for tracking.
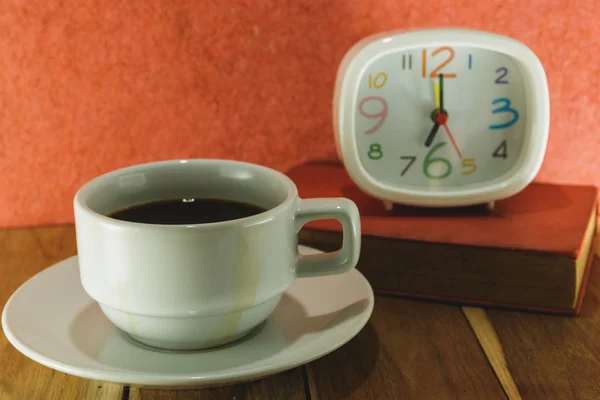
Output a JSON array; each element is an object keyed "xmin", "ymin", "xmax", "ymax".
[{"xmin": 0, "ymin": 1, "xmax": 598, "ymax": 228}]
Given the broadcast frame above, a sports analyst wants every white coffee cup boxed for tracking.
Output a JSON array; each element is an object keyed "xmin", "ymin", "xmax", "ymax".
[{"xmin": 73, "ymin": 159, "xmax": 361, "ymax": 350}]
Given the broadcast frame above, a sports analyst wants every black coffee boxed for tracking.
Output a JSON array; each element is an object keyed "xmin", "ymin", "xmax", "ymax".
[{"xmin": 108, "ymin": 198, "xmax": 267, "ymax": 225}]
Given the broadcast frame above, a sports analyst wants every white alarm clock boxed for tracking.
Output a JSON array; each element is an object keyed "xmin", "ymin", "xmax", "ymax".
[{"xmin": 333, "ymin": 28, "xmax": 550, "ymax": 210}]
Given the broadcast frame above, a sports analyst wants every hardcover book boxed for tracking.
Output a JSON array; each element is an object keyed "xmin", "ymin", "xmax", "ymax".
[{"xmin": 289, "ymin": 161, "xmax": 598, "ymax": 315}]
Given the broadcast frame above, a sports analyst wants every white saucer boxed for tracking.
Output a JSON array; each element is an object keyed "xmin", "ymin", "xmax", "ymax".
[{"xmin": 2, "ymin": 246, "xmax": 374, "ymax": 389}]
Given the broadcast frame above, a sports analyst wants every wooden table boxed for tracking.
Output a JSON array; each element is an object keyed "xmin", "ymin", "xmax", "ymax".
[{"xmin": 2, "ymin": 226, "xmax": 600, "ymax": 399}]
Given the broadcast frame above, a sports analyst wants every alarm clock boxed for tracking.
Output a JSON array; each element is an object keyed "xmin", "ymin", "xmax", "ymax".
[{"xmin": 333, "ymin": 28, "xmax": 550, "ymax": 210}]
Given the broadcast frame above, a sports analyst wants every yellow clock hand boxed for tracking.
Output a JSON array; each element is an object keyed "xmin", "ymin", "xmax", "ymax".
[{"xmin": 425, "ymin": 74, "xmax": 446, "ymax": 147}]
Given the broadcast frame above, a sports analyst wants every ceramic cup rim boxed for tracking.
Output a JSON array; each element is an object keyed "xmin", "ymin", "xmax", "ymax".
[{"xmin": 73, "ymin": 158, "xmax": 299, "ymax": 230}]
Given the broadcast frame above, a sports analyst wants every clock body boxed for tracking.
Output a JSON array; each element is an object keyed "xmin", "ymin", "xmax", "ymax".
[{"xmin": 333, "ymin": 28, "xmax": 550, "ymax": 207}]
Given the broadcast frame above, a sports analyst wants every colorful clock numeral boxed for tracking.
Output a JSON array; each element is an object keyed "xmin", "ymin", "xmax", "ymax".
[
  {"xmin": 461, "ymin": 158, "xmax": 477, "ymax": 175},
  {"xmin": 489, "ymin": 98, "xmax": 519, "ymax": 130},
  {"xmin": 399, "ymin": 156, "xmax": 416, "ymax": 176},
  {"xmin": 494, "ymin": 67, "xmax": 509, "ymax": 84},
  {"xmin": 358, "ymin": 96, "xmax": 388, "ymax": 135},
  {"xmin": 423, "ymin": 142, "xmax": 452, "ymax": 179},
  {"xmin": 422, "ymin": 47, "xmax": 457, "ymax": 79},
  {"xmin": 493, "ymin": 140, "xmax": 508, "ymax": 159},
  {"xmin": 368, "ymin": 143, "xmax": 383, "ymax": 160},
  {"xmin": 376, "ymin": 148, "xmax": 480, "ymax": 180},
  {"xmin": 368, "ymin": 72, "xmax": 388, "ymax": 89},
  {"xmin": 356, "ymin": 50, "xmax": 520, "ymax": 186}
]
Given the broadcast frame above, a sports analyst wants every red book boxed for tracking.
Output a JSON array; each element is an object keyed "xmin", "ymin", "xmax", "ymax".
[{"xmin": 288, "ymin": 161, "xmax": 599, "ymax": 315}]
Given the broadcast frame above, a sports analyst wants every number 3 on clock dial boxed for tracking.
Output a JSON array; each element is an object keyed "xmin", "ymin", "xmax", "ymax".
[{"xmin": 489, "ymin": 98, "xmax": 519, "ymax": 130}]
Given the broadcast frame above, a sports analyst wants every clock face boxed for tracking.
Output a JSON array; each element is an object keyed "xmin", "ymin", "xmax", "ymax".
[{"xmin": 354, "ymin": 45, "xmax": 527, "ymax": 189}]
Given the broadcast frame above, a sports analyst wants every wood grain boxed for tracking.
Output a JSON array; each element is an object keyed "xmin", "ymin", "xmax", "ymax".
[
  {"xmin": 485, "ymin": 257, "xmax": 600, "ymax": 399},
  {"xmin": 0, "ymin": 226, "xmax": 95, "ymax": 400},
  {"xmin": 305, "ymin": 296, "xmax": 506, "ymax": 400},
  {"xmin": 463, "ymin": 307, "xmax": 522, "ymax": 400},
  {"xmin": 8, "ymin": 225, "xmax": 600, "ymax": 399},
  {"xmin": 86, "ymin": 382, "xmax": 126, "ymax": 400},
  {"xmin": 129, "ymin": 367, "xmax": 307, "ymax": 399}
]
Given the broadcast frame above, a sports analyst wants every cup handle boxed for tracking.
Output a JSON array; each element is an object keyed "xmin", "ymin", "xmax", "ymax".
[{"xmin": 294, "ymin": 198, "xmax": 361, "ymax": 278}]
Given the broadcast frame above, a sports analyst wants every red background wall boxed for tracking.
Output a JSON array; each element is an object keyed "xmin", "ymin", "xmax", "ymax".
[{"xmin": 0, "ymin": 0, "xmax": 598, "ymax": 228}]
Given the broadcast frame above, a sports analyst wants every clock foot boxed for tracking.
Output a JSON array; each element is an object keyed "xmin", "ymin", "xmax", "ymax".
[
  {"xmin": 383, "ymin": 200, "xmax": 394, "ymax": 211},
  {"xmin": 486, "ymin": 201, "xmax": 495, "ymax": 212}
]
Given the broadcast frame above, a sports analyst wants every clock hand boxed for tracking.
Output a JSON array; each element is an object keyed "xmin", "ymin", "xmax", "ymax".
[
  {"xmin": 439, "ymin": 73, "xmax": 444, "ymax": 113},
  {"xmin": 435, "ymin": 73, "xmax": 462, "ymax": 158},
  {"xmin": 425, "ymin": 109, "xmax": 449, "ymax": 146},
  {"xmin": 425, "ymin": 121, "xmax": 440, "ymax": 147},
  {"xmin": 425, "ymin": 74, "xmax": 447, "ymax": 147},
  {"xmin": 441, "ymin": 123, "xmax": 463, "ymax": 159}
]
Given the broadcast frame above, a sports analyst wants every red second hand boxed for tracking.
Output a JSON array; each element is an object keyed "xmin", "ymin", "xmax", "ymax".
[
  {"xmin": 434, "ymin": 111, "xmax": 463, "ymax": 159},
  {"xmin": 442, "ymin": 123, "xmax": 463, "ymax": 159}
]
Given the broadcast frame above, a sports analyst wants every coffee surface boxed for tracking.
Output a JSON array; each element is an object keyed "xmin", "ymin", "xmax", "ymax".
[{"xmin": 108, "ymin": 198, "xmax": 267, "ymax": 225}]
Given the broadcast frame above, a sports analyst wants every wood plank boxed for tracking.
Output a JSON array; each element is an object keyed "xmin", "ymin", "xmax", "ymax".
[
  {"xmin": 0, "ymin": 226, "xmax": 124, "ymax": 400},
  {"xmin": 86, "ymin": 381, "xmax": 126, "ymax": 399},
  {"xmin": 305, "ymin": 296, "xmax": 506, "ymax": 400},
  {"xmin": 463, "ymin": 307, "xmax": 522, "ymax": 400},
  {"xmin": 129, "ymin": 367, "xmax": 307, "ymax": 399},
  {"xmin": 0, "ymin": 226, "xmax": 77, "ymax": 306},
  {"xmin": 485, "ymin": 257, "xmax": 600, "ymax": 399}
]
